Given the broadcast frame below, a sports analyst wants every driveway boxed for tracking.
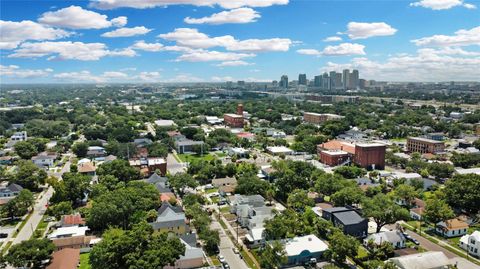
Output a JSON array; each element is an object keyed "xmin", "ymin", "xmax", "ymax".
[{"xmin": 211, "ymin": 219, "xmax": 249, "ymax": 269}]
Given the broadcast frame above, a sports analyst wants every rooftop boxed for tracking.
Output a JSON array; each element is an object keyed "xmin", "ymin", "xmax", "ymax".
[
  {"xmin": 283, "ymin": 235, "xmax": 329, "ymax": 257},
  {"xmin": 46, "ymin": 248, "xmax": 80, "ymax": 269},
  {"xmin": 48, "ymin": 226, "xmax": 89, "ymax": 239},
  {"xmin": 389, "ymin": 251, "xmax": 451, "ymax": 269},
  {"xmin": 408, "ymin": 137, "xmax": 444, "ymax": 144}
]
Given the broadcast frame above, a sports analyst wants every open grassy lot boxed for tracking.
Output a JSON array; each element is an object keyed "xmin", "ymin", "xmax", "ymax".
[
  {"xmin": 177, "ymin": 153, "xmax": 216, "ymax": 163},
  {"xmin": 79, "ymin": 253, "xmax": 91, "ymax": 269}
]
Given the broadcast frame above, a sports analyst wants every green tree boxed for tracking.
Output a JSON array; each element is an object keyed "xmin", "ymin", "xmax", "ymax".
[
  {"xmin": 393, "ymin": 184, "xmax": 419, "ymax": 206},
  {"xmin": 168, "ymin": 173, "xmax": 198, "ymax": 196},
  {"xmin": 325, "ymin": 232, "xmax": 359, "ymax": 264},
  {"xmin": 444, "ymin": 174, "xmax": 480, "ymax": 214},
  {"xmin": 13, "ymin": 160, "xmax": 48, "ymax": 190},
  {"xmin": 51, "ymin": 173, "xmax": 90, "ymax": 205},
  {"xmin": 90, "ymin": 222, "xmax": 185, "ymax": 269},
  {"xmin": 6, "ymin": 238, "xmax": 55, "ymax": 268},
  {"xmin": 287, "ymin": 189, "xmax": 314, "ymax": 212},
  {"xmin": 72, "ymin": 142, "xmax": 89, "ymax": 158},
  {"xmin": 1, "ymin": 190, "xmax": 34, "ymax": 220},
  {"xmin": 334, "ymin": 166, "xmax": 367, "ymax": 179},
  {"xmin": 147, "ymin": 142, "xmax": 168, "ymax": 157},
  {"xmin": 47, "ymin": 201, "xmax": 73, "ymax": 219},
  {"xmin": 235, "ymin": 174, "xmax": 270, "ymax": 196},
  {"xmin": 96, "ymin": 159, "xmax": 140, "ymax": 182},
  {"xmin": 259, "ymin": 241, "xmax": 287, "ymax": 269},
  {"xmin": 331, "ymin": 186, "xmax": 365, "ymax": 207},
  {"xmin": 315, "ymin": 173, "xmax": 354, "ymax": 196},
  {"xmin": 87, "ymin": 181, "xmax": 160, "ymax": 231},
  {"xmin": 14, "ymin": 141, "xmax": 38, "ymax": 159},
  {"xmin": 362, "ymin": 194, "xmax": 410, "ymax": 233},
  {"xmin": 424, "ymin": 197, "xmax": 455, "ymax": 224}
]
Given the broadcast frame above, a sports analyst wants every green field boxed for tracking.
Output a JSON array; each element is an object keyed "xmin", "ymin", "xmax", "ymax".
[
  {"xmin": 177, "ymin": 153, "xmax": 216, "ymax": 163},
  {"xmin": 79, "ymin": 253, "xmax": 91, "ymax": 269}
]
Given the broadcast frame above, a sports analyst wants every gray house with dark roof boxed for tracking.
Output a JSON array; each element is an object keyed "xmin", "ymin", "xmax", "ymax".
[
  {"xmin": 0, "ymin": 182, "xmax": 23, "ymax": 198},
  {"xmin": 322, "ymin": 207, "xmax": 368, "ymax": 238},
  {"xmin": 149, "ymin": 202, "xmax": 189, "ymax": 235}
]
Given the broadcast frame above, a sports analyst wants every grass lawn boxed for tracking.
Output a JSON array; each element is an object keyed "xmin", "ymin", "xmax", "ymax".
[
  {"xmin": 178, "ymin": 153, "xmax": 216, "ymax": 163},
  {"xmin": 356, "ymin": 245, "xmax": 369, "ymax": 259},
  {"xmin": 220, "ymin": 206, "xmax": 231, "ymax": 214},
  {"xmin": 214, "ymin": 152, "xmax": 227, "ymax": 158},
  {"xmin": 79, "ymin": 253, "xmax": 91, "ymax": 269},
  {"xmin": 241, "ymin": 249, "xmax": 258, "ymax": 269},
  {"xmin": 209, "ymin": 256, "xmax": 221, "ymax": 266},
  {"xmin": 31, "ymin": 215, "xmax": 49, "ymax": 239},
  {"xmin": 205, "ymin": 187, "xmax": 219, "ymax": 194}
]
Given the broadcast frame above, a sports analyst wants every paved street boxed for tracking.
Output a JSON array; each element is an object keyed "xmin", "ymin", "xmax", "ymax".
[
  {"xmin": 11, "ymin": 186, "xmax": 53, "ymax": 245},
  {"xmin": 403, "ymin": 229, "xmax": 480, "ymax": 269},
  {"xmin": 167, "ymin": 153, "xmax": 186, "ymax": 175},
  {"xmin": 210, "ymin": 219, "xmax": 249, "ymax": 269}
]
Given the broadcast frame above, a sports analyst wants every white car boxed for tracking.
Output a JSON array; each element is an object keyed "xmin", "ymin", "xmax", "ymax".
[{"xmin": 218, "ymin": 255, "xmax": 226, "ymax": 263}]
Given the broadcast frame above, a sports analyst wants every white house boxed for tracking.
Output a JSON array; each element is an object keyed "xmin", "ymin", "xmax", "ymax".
[
  {"xmin": 459, "ymin": 231, "xmax": 480, "ymax": 258},
  {"xmin": 389, "ymin": 251, "xmax": 452, "ymax": 269},
  {"xmin": 364, "ymin": 230, "xmax": 406, "ymax": 249},
  {"xmin": 31, "ymin": 153, "xmax": 56, "ymax": 168},
  {"xmin": 266, "ymin": 146, "xmax": 293, "ymax": 156},
  {"xmin": 48, "ymin": 226, "xmax": 90, "ymax": 239},
  {"xmin": 283, "ymin": 235, "xmax": 329, "ymax": 266},
  {"xmin": 435, "ymin": 218, "xmax": 469, "ymax": 238}
]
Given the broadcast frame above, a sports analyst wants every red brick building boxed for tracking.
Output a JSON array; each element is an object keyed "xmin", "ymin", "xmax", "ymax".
[
  {"xmin": 317, "ymin": 140, "xmax": 386, "ymax": 170},
  {"xmin": 407, "ymin": 137, "xmax": 445, "ymax": 154},
  {"xmin": 224, "ymin": 104, "xmax": 244, "ymax": 128},
  {"xmin": 303, "ymin": 112, "xmax": 344, "ymax": 124},
  {"xmin": 129, "ymin": 157, "xmax": 167, "ymax": 176}
]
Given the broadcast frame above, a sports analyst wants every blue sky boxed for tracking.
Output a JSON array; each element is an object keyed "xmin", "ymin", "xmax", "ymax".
[{"xmin": 1, "ymin": 0, "xmax": 479, "ymax": 83}]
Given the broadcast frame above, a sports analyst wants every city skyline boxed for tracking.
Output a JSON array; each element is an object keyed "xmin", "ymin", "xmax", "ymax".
[{"xmin": 1, "ymin": 0, "xmax": 480, "ymax": 83}]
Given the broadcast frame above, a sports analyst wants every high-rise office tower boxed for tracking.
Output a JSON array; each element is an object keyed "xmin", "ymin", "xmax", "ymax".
[
  {"xmin": 280, "ymin": 75, "xmax": 288, "ymax": 88},
  {"xmin": 298, "ymin": 74, "xmax": 307, "ymax": 85},
  {"xmin": 342, "ymin": 69, "xmax": 350, "ymax": 90},
  {"xmin": 335, "ymin": 73, "xmax": 342, "ymax": 89},
  {"xmin": 351, "ymin": 69, "xmax": 359, "ymax": 89},
  {"xmin": 329, "ymin": 71, "xmax": 336, "ymax": 90},
  {"xmin": 314, "ymin": 75, "xmax": 322, "ymax": 87},
  {"xmin": 322, "ymin": 72, "xmax": 330, "ymax": 89}
]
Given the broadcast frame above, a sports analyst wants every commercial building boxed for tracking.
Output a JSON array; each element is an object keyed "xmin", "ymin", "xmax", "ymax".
[
  {"xmin": 280, "ymin": 75, "xmax": 288, "ymax": 88},
  {"xmin": 129, "ymin": 157, "xmax": 167, "ymax": 176},
  {"xmin": 306, "ymin": 95, "xmax": 360, "ymax": 104},
  {"xmin": 318, "ymin": 140, "xmax": 386, "ymax": 170},
  {"xmin": 224, "ymin": 104, "xmax": 244, "ymax": 128},
  {"xmin": 303, "ymin": 112, "xmax": 344, "ymax": 124},
  {"xmin": 298, "ymin": 74, "xmax": 307, "ymax": 85},
  {"xmin": 407, "ymin": 137, "xmax": 445, "ymax": 154},
  {"xmin": 313, "ymin": 75, "xmax": 322, "ymax": 87}
]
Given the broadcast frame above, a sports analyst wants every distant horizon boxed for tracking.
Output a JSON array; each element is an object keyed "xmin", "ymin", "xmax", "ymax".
[{"xmin": 1, "ymin": 0, "xmax": 479, "ymax": 83}]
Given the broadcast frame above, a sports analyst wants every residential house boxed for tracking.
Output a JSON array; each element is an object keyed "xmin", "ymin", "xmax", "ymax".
[
  {"xmin": 77, "ymin": 161, "xmax": 96, "ymax": 176},
  {"xmin": 0, "ymin": 156, "xmax": 14, "ymax": 165},
  {"xmin": 149, "ymin": 202, "xmax": 188, "ymax": 235},
  {"xmin": 164, "ymin": 234, "xmax": 205, "ymax": 269},
  {"xmin": 46, "ymin": 248, "xmax": 80, "ymax": 269},
  {"xmin": 266, "ymin": 146, "xmax": 293, "ymax": 156},
  {"xmin": 436, "ymin": 218, "xmax": 469, "ymax": 238},
  {"xmin": 0, "ymin": 182, "xmax": 23, "ymax": 198},
  {"xmin": 322, "ymin": 207, "xmax": 368, "ymax": 238},
  {"xmin": 129, "ymin": 157, "xmax": 167, "ymax": 176},
  {"xmin": 145, "ymin": 173, "xmax": 175, "ymax": 200},
  {"xmin": 86, "ymin": 146, "xmax": 106, "ymax": 158},
  {"xmin": 282, "ymin": 234, "xmax": 329, "ymax": 266},
  {"xmin": 51, "ymin": 235, "xmax": 99, "ymax": 251},
  {"xmin": 58, "ymin": 213, "xmax": 85, "ymax": 227},
  {"xmin": 31, "ymin": 152, "xmax": 57, "ymax": 168},
  {"xmin": 228, "ymin": 147, "xmax": 249, "ymax": 158},
  {"xmin": 174, "ymin": 139, "xmax": 204, "ymax": 154},
  {"xmin": 364, "ymin": 230, "xmax": 406, "ymax": 249},
  {"xmin": 134, "ymin": 138, "xmax": 153, "ymax": 148},
  {"xmin": 48, "ymin": 226, "xmax": 89, "ymax": 239},
  {"xmin": 6, "ymin": 131, "xmax": 27, "ymax": 147},
  {"xmin": 212, "ymin": 177, "xmax": 237, "ymax": 195},
  {"xmin": 459, "ymin": 231, "xmax": 480, "ymax": 258},
  {"xmin": 409, "ymin": 198, "xmax": 426, "ymax": 220},
  {"xmin": 389, "ymin": 251, "xmax": 452, "ymax": 269}
]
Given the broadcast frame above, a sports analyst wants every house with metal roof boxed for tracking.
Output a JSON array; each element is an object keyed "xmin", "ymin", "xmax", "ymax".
[
  {"xmin": 364, "ymin": 230, "xmax": 406, "ymax": 249},
  {"xmin": 281, "ymin": 234, "xmax": 329, "ymax": 266},
  {"xmin": 149, "ymin": 202, "xmax": 188, "ymax": 235},
  {"xmin": 389, "ymin": 251, "xmax": 452, "ymax": 269}
]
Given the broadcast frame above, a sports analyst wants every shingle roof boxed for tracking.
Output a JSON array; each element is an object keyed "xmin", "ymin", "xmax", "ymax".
[
  {"xmin": 46, "ymin": 248, "xmax": 80, "ymax": 269},
  {"xmin": 437, "ymin": 218, "xmax": 469, "ymax": 230},
  {"xmin": 334, "ymin": 210, "xmax": 365, "ymax": 225}
]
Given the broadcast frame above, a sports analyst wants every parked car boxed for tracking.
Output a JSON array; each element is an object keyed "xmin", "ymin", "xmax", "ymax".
[
  {"xmin": 218, "ymin": 255, "xmax": 226, "ymax": 264},
  {"xmin": 218, "ymin": 200, "xmax": 227, "ymax": 206},
  {"xmin": 232, "ymin": 247, "xmax": 239, "ymax": 254},
  {"xmin": 0, "ymin": 233, "xmax": 8, "ymax": 238},
  {"xmin": 222, "ymin": 264, "xmax": 230, "ymax": 269}
]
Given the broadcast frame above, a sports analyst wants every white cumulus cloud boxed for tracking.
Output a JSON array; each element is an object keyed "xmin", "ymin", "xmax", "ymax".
[
  {"xmin": 102, "ymin": 26, "xmax": 152, "ymax": 37},
  {"xmin": 296, "ymin": 49, "xmax": 321, "ymax": 56},
  {"xmin": 297, "ymin": 43, "xmax": 366, "ymax": 56},
  {"xmin": 323, "ymin": 36, "xmax": 342, "ymax": 42},
  {"xmin": 90, "ymin": 0, "xmax": 288, "ymax": 9},
  {"xmin": 175, "ymin": 50, "xmax": 255, "ymax": 62},
  {"xmin": 8, "ymin": 41, "xmax": 136, "ymax": 61},
  {"xmin": 216, "ymin": 60, "xmax": 253, "ymax": 66},
  {"xmin": 38, "ymin": 5, "xmax": 127, "ymax": 29},
  {"xmin": 158, "ymin": 28, "xmax": 292, "ymax": 52},
  {"xmin": 411, "ymin": 26, "xmax": 480, "ymax": 47},
  {"xmin": 410, "ymin": 0, "xmax": 476, "ymax": 10},
  {"xmin": 0, "ymin": 20, "xmax": 71, "ymax": 49},
  {"xmin": 0, "ymin": 65, "xmax": 53, "ymax": 78},
  {"xmin": 132, "ymin": 40, "xmax": 164, "ymax": 51},
  {"xmin": 346, "ymin": 22, "xmax": 397, "ymax": 40},
  {"xmin": 184, "ymin": 8, "xmax": 260, "ymax": 24}
]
